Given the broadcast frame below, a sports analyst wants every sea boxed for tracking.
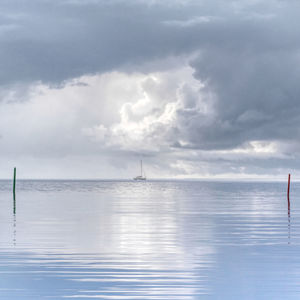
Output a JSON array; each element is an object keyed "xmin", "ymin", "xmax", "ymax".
[{"xmin": 0, "ymin": 180, "xmax": 299, "ymax": 299}]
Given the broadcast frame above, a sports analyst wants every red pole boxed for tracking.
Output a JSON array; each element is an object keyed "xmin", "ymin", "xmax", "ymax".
[{"xmin": 287, "ymin": 174, "xmax": 291, "ymax": 209}]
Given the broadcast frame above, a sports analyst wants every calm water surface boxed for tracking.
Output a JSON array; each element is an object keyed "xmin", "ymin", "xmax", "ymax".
[{"xmin": 0, "ymin": 180, "xmax": 299, "ymax": 299}]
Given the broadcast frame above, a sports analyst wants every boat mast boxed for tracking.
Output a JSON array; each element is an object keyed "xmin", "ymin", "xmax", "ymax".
[{"xmin": 141, "ymin": 160, "xmax": 143, "ymax": 177}]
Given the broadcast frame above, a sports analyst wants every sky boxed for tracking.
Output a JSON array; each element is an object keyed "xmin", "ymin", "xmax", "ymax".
[{"xmin": 0, "ymin": 0, "xmax": 299, "ymax": 179}]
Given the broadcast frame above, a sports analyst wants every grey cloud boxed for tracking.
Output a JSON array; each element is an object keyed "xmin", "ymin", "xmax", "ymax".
[
  {"xmin": 187, "ymin": 44, "xmax": 300, "ymax": 150},
  {"xmin": 0, "ymin": 0, "xmax": 289, "ymax": 86},
  {"xmin": 0, "ymin": 0, "xmax": 204, "ymax": 85}
]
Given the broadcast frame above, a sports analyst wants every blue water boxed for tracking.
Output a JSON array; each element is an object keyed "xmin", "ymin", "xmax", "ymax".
[{"xmin": 0, "ymin": 180, "xmax": 299, "ymax": 299}]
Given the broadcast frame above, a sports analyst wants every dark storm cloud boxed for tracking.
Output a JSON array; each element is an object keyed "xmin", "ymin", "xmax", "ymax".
[
  {"xmin": 184, "ymin": 16, "xmax": 300, "ymax": 150},
  {"xmin": 0, "ymin": 0, "xmax": 292, "ymax": 85},
  {"xmin": 0, "ymin": 0, "xmax": 204, "ymax": 85}
]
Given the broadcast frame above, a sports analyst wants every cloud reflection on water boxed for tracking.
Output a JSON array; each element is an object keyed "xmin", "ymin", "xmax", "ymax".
[
  {"xmin": 0, "ymin": 181, "xmax": 217, "ymax": 299},
  {"xmin": 1, "ymin": 181, "xmax": 300, "ymax": 299}
]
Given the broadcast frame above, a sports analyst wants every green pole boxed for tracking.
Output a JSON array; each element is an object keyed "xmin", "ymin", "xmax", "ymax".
[{"xmin": 13, "ymin": 167, "xmax": 16, "ymax": 194}]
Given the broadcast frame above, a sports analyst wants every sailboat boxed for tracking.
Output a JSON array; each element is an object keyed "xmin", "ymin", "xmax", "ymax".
[{"xmin": 133, "ymin": 160, "xmax": 146, "ymax": 180}]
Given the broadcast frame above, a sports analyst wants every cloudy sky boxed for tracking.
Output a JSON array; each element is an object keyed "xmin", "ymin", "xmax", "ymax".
[{"xmin": 0, "ymin": 0, "xmax": 299, "ymax": 179}]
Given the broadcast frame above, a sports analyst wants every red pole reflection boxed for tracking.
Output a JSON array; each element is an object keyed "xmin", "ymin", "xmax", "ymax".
[
  {"xmin": 287, "ymin": 174, "xmax": 291, "ymax": 212},
  {"xmin": 287, "ymin": 174, "xmax": 291, "ymax": 244}
]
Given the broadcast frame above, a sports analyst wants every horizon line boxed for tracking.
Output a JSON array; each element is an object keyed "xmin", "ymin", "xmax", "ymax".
[{"xmin": 0, "ymin": 177, "xmax": 294, "ymax": 182}]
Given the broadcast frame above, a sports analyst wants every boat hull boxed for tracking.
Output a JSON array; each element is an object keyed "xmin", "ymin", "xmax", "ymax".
[{"xmin": 133, "ymin": 176, "xmax": 146, "ymax": 180}]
